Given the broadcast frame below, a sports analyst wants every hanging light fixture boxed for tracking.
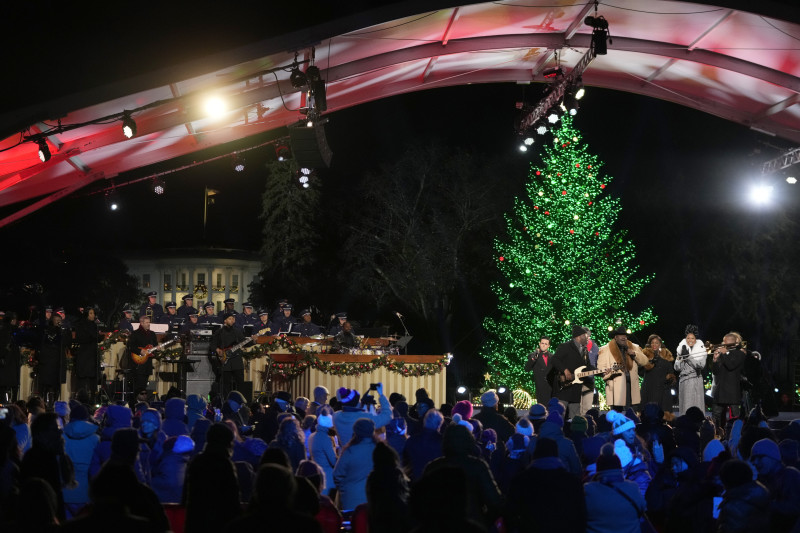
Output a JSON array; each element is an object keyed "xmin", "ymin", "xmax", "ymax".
[
  {"xmin": 37, "ymin": 139, "xmax": 51, "ymax": 162},
  {"xmin": 121, "ymin": 113, "xmax": 137, "ymax": 139}
]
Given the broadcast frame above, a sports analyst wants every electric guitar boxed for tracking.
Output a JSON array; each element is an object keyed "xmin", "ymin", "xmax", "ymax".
[
  {"xmin": 131, "ymin": 338, "xmax": 178, "ymax": 365},
  {"xmin": 216, "ymin": 337, "xmax": 253, "ymax": 364},
  {"xmin": 559, "ymin": 363, "xmax": 624, "ymax": 386}
]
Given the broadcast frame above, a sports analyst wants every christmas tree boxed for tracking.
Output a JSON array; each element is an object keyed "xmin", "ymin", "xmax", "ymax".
[{"xmin": 481, "ymin": 115, "xmax": 657, "ymax": 395}]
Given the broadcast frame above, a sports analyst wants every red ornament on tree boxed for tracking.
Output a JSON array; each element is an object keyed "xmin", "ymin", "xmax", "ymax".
[
  {"xmin": 575, "ymin": 163, "xmax": 580, "ymax": 168},
  {"xmin": 548, "ymin": 240, "xmax": 554, "ymax": 245},
  {"xmin": 639, "ymin": 320, "xmax": 645, "ymax": 325},
  {"xmin": 588, "ymin": 201, "xmax": 593, "ymax": 205},
  {"xmin": 595, "ymin": 232, "xmax": 600, "ymax": 236},
  {"xmin": 557, "ymin": 173, "xmax": 562, "ymax": 176},
  {"xmin": 600, "ymin": 184, "xmax": 606, "ymax": 189},
  {"xmin": 535, "ymin": 171, "xmax": 541, "ymax": 175},
  {"xmin": 499, "ymin": 256, "xmax": 505, "ymax": 261},
  {"xmin": 562, "ymin": 190, "xmax": 567, "ymax": 195},
  {"xmin": 544, "ymin": 211, "xmax": 549, "ymax": 215},
  {"xmin": 569, "ymin": 229, "xmax": 575, "ymax": 234}
]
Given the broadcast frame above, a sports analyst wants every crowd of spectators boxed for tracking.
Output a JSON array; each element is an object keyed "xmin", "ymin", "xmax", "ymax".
[{"xmin": 0, "ymin": 384, "xmax": 799, "ymax": 532}]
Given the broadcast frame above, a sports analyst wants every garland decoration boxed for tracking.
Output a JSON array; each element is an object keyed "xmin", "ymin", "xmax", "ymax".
[{"xmin": 98, "ymin": 330, "xmax": 130, "ymax": 353}]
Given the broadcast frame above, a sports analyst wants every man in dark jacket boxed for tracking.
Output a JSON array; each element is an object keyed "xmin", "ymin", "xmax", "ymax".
[
  {"xmin": 552, "ymin": 324, "xmax": 592, "ymax": 418},
  {"xmin": 210, "ymin": 312, "xmax": 252, "ymax": 398},
  {"xmin": 473, "ymin": 390, "xmax": 515, "ymax": 443},
  {"xmin": 711, "ymin": 332, "xmax": 746, "ymax": 429},
  {"xmin": 507, "ymin": 438, "xmax": 585, "ymax": 532},
  {"xmin": 184, "ymin": 423, "xmax": 241, "ymax": 533},
  {"xmin": 750, "ymin": 438, "xmax": 800, "ymax": 532},
  {"xmin": 524, "ymin": 335, "xmax": 556, "ymax": 405},
  {"xmin": 127, "ymin": 316, "xmax": 158, "ymax": 404},
  {"xmin": 403, "ymin": 409, "xmax": 445, "ymax": 481}
]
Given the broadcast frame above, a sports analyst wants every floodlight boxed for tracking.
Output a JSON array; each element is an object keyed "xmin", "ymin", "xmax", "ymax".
[
  {"xmin": 122, "ymin": 113, "xmax": 137, "ymax": 139},
  {"xmin": 37, "ymin": 139, "xmax": 51, "ymax": 162}
]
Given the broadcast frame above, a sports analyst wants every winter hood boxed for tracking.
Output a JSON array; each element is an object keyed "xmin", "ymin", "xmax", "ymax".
[{"xmin": 64, "ymin": 419, "xmax": 99, "ymax": 440}]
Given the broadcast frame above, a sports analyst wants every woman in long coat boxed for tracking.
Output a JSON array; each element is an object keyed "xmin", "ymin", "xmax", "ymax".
[
  {"xmin": 72, "ymin": 308, "xmax": 102, "ymax": 398},
  {"xmin": 640, "ymin": 334, "xmax": 676, "ymax": 413},
  {"xmin": 674, "ymin": 325, "xmax": 707, "ymax": 415},
  {"xmin": 37, "ymin": 314, "xmax": 69, "ymax": 403}
]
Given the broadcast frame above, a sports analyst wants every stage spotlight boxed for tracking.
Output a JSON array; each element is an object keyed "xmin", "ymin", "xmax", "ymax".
[
  {"xmin": 519, "ymin": 144, "xmax": 528, "ymax": 152},
  {"xmin": 750, "ymin": 184, "xmax": 773, "ymax": 205},
  {"xmin": 524, "ymin": 136, "xmax": 535, "ymax": 146},
  {"xmin": 37, "ymin": 139, "xmax": 51, "ymax": 162},
  {"xmin": 585, "ymin": 16, "xmax": 610, "ymax": 55},
  {"xmin": 542, "ymin": 67, "xmax": 563, "ymax": 79},
  {"xmin": 233, "ymin": 154, "xmax": 245, "ymax": 172},
  {"xmin": 153, "ymin": 178, "xmax": 166, "ymax": 195},
  {"xmin": 787, "ymin": 176, "xmax": 797, "ymax": 184},
  {"xmin": 547, "ymin": 110, "xmax": 560, "ymax": 124},
  {"xmin": 455, "ymin": 386, "xmax": 470, "ymax": 402},
  {"xmin": 204, "ymin": 97, "xmax": 227, "ymax": 117},
  {"xmin": 305, "ymin": 65, "xmax": 321, "ymax": 83},
  {"xmin": 563, "ymin": 93, "xmax": 579, "ymax": 116},
  {"xmin": 496, "ymin": 386, "xmax": 512, "ymax": 405},
  {"xmin": 298, "ymin": 167, "xmax": 313, "ymax": 189},
  {"xmin": 122, "ymin": 113, "xmax": 137, "ymax": 139},
  {"xmin": 535, "ymin": 121, "xmax": 548, "ymax": 135},
  {"xmin": 290, "ymin": 65, "xmax": 307, "ymax": 88},
  {"xmin": 106, "ymin": 191, "xmax": 120, "ymax": 211},
  {"xmin": 276, "ymin": 145, "xmax": 291, "ymax": 161},
  {"xmin": 574, "ymin": 77, "xmax": 585, "ymax": 100}
]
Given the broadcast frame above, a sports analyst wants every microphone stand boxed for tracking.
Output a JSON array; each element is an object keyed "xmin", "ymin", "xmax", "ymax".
[{"xmin": 395, "ymin": 314, "xmax": 411, "ymax": 355}]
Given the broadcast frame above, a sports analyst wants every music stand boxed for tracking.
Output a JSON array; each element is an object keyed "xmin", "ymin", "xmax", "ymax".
[{"xmin": 395, "ymin": 335, "xmax": 413, "ymax": 355}]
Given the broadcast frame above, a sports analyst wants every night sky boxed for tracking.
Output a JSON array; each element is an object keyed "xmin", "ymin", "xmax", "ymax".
[{"xmin": 1, "ymin": 2, "xmax": 798, "ymax": 387}]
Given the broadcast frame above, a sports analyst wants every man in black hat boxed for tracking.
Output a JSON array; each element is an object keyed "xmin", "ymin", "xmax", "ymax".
[
  {"xmin": 218, "ymin": 298, "xmax": 238, "ymax": 318},
  {"xmin": 272, "ymin": 304, "xmax": 297, "ymax": 334},
  {"xmin": 552, "ymin": 324, "xmax": 594, "ymax": 418},
  {"xmin": 294, "ymin": 309, "xmax": 322, "ymax": 337},
  {"xmin": 210, "ymin": 312, "xmax": 253, "ymax": 397},
  {"xmin": 138, "ymin": 291, "xmax": 164, "ymax": 323},
  {"xmin": 117, "ymin": 306, "xmax": 135, "ymax": 334},
  {"xmin": 597, "ymin": 326, "xmax": 649, "ymax": 412},
  {"xmin": 235, "ymin": 302, "xmax": 259, "ymax": 333},
  {"xmin": 177, "ymin": 294, "xmax": 197, "ymax": 319},
  {"xmin": 198, "ymin": 302, "xmax": 221, "ymax": 326},
  {"xmin": 254, "ymin": 309, "xmax": 273, "ymax": 336},
  {"xmin": 328, "ymin": 311, "xmax": 348, "ymax": 336}
]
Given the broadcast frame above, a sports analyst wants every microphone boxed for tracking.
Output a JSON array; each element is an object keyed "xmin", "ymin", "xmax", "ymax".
[{"xmin": 395, "ymin": 311, "xmax": 404, "ymax": 319}]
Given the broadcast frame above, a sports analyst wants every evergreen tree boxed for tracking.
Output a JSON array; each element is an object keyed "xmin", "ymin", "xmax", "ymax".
[
  {"xmin": 481, "ymin": 115, "xmax": 657, "ymax": 394},
  {"xmin": 250, "ymin": 159, "xmax": 321, "ymax": 305}
]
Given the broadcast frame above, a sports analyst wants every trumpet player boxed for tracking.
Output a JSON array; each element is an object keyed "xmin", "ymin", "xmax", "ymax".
[
  {"xmin": 711, "ymin": 332, "xmax": 746, "ymax": 429},
  {"xmin": 675, "ymin": 325, "xmax": 707, "ymax": 415}
]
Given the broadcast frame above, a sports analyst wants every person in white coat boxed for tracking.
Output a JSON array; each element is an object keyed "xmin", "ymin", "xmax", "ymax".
[{"xmin": 674, "ymin": 324, "xmax": 707, "ymax": 415}]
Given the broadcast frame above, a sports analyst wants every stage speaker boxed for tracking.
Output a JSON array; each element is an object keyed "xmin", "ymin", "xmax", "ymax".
[{"xmin": 288, "ymin": 120, "xmax": 332, "ymax": 168}]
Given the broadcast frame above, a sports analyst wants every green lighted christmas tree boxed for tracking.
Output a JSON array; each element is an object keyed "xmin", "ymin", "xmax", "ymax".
[{"xmin": 481, "ymin": 115, "xmax": 657, "ymax": 394}]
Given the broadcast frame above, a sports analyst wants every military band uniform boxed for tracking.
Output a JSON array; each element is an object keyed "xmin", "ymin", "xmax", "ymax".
[
  {"xmin": 117, "ymin": 314, "xmax": 134, "ymax": 334},
  {"xmin": 235, "ymin": 310, "xmax": 259, "ymax": 332},
  {"xmin": 253, "ymin": 318, "xmax": 274, "ymax": 336},
  {"xmin": 198, "ymin": 312, "xmax": 221, "ymax": 327},
  {"xmin": 295, "ymin": 320, "xmax": 322, "ymax": 337},
  {"xmin": 139, "ymin": 303, "xmax": 164, "ymax": 323},
  {"xmin": 210, "ymin": 322, "xmax": 247, "ymax": 397},
  {"xmin": 177, "ymin": 295, "xmax": 197, "ymax": 319}
]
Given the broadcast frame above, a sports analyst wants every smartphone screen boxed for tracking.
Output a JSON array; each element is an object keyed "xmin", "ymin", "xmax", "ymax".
[{"xmin": 712, "ymin": 496, "xmax": 723, "ymax": 519}]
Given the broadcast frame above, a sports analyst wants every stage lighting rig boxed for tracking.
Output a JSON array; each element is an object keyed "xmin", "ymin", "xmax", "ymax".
[
  {"xmin": 585, "ymin": 15, "xmax": 610, "ymax": 55},
  {"xmin": 37, "ymin": 139, "xmax": 51, "ymax": 162}
]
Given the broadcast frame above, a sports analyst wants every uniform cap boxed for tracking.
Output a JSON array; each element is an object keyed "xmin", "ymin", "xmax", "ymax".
[
  {"xmin": 300, "ymin": 309, "xmax": 311, "ymax": 316},
  {"xmin": 258, "ymin": 309, "xmax": 269, "ymax": 317},
  {"xmin": 181, "ymin": 294, "xmax": 193, "ymax": 302},
  {"xmin": 146, "ymin": 291, "xmax": 157, "ymax": 298},
  {"xmin": 165, "ymin": 302, "xmax": 176, "ymax": 308},
  {"xmin": 204, "ymin": 302, "xmax": 215, "ymax": 309},
  {"xmin": 223, "ymin": 298, "xmax": 235, "ymax": 305},
  {"xmin": 242, "ymin": 302, "xmax": 253, "ymax": 309}
]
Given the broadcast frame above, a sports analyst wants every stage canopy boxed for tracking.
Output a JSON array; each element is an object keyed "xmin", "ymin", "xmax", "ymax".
[{"xmin": 0, "ymin": 0, "xmax": 798, "ymax": 225}]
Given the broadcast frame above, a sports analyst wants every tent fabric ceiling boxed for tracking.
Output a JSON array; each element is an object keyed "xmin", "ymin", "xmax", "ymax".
[{"xmin": 0, "ymin": 0, "xmax": 798, "ymax": 222}]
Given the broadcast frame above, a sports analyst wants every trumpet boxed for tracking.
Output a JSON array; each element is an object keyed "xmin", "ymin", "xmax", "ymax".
[{"xmin": 706, "ymin": 340, "xmax": 747, "ymax": 354}]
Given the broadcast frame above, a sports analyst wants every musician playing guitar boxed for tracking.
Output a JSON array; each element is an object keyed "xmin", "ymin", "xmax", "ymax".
[
  {"xmin": 127, "ymin": 315, "xmax": 158, "ymax": 405},
  {"xmin": 210, "ymin": 312, "xmax": 257, "ymax": 398},
  {"xmin": 552, "ymin": 325, "xmax": 595, "ymax": 418}
]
